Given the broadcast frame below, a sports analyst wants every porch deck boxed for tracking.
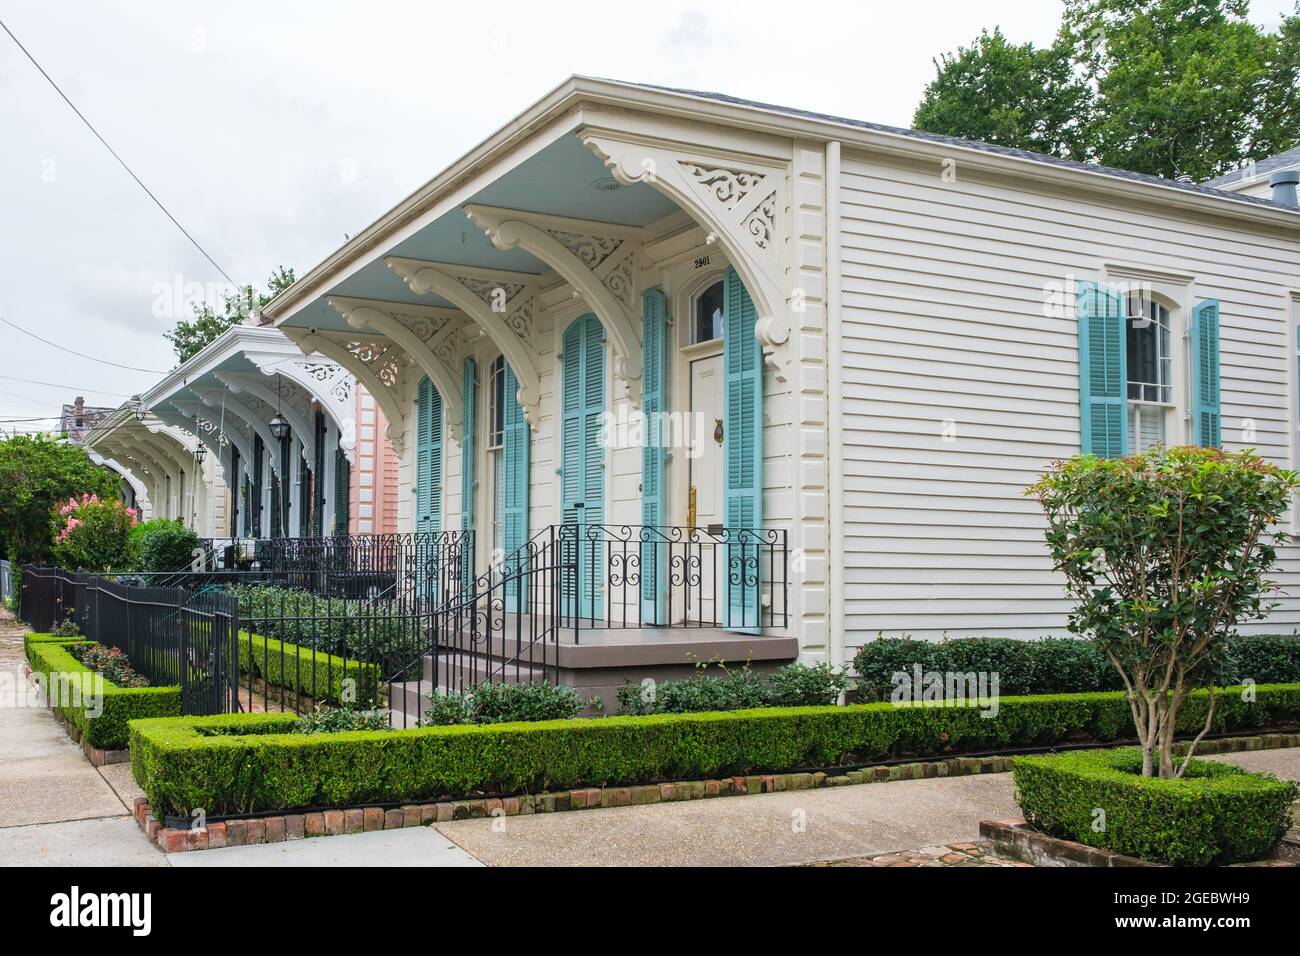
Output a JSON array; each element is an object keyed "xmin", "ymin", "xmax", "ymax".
[{"xmin": 433, "ymin": 613, "xmax": 797, "ymax": 669}]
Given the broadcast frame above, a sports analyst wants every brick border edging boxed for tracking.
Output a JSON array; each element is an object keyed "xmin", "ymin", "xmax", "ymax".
[
  {"xmin": 20, "ymin": 662, "xmax": 129, "ymax": 767},
  {"xmin": 136, "ymin": 730, "xmax": 1300, "ymax": 854},
  {"xmin": 980, "ymin": 818, "xmax": 1298, "ymax": 868}
]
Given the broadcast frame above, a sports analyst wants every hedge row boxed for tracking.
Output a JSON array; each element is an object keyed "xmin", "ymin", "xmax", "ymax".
[
  {"xmin": 1014, "ymin": 747, "xmax": 1298, "ymax": 866},
  {"xmin": 853, "ymin": 635, "xmax": 1300, "ymax": 700},
  {"xmin": 129, "ymin": 683, "xmax": 1300, "ymax": 817},
  {"xmin": 25, "ymin": 635, "xmax": 180, "ymax": 750},
  {"xmin": 238, "ymin": 631, "xmax": 381, "ymax": 707}
]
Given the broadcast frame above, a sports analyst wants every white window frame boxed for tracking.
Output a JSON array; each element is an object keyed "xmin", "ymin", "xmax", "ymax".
[
  {"xmin": 1102, "ymin": 264, "xmax": 1195, "ymax": 450},
  {"xmin": 1126, "ymin": 295, "xmax": 1175, "ymax": 453},
  {"xmin": 1287, "ymin": 291, "xmax": 1300, "ymax": 529}
]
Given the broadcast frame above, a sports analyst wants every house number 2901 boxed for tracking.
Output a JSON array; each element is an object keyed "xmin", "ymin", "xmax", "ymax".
[{"xmin": 694, "ymin": 255, "xmax": 711, "ymax": 269}]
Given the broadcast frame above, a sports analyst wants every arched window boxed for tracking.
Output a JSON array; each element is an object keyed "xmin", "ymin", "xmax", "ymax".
[
  {"xmin": 693, "ymin": 280, "xmax": 725, "ymax": 344},
  {"xmin": 1126, "ymin": 296, "xmax": 1173, "ymax": 452}
]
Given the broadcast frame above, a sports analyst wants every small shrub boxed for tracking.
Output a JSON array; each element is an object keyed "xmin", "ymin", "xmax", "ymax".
[
  {"xmin": 53, "ymin": 494, "xmax": 138, "ymax": 571},
  {"xmin": 766, "ymin": 661, "xmax": 848, "ymax": 707},
  {"xmin": 619, "ymin": 660, "xmax": 847, "ymax": 715},
  {"xmin": 1014, "ymin": 747, "xmax": 1298, "ymax": 866},
  {"xmin": 293, "ymin": 707, "xmax": 391, "ymax": 734},
  {"xmin": 72, "ymin": 642, "xmax": 149, "ymax": 687},
  {"xmin": 128, "ymin": 519, "xmax": 200, "ymax": 572},
  {"xmin": 50, "ymin": 612, "xmax": 81, "ymax": 637},
  {"xmin": 423, "ymin": 681, "xmax": 587, "ymax": 725},
  {"xmin": 1225, "ymin": 635, "xmax": 1300, "ymax": 686}
]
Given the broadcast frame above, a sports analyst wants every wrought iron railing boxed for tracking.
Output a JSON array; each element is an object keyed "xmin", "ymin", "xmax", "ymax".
[
  {"xmin": 19, "ymin": 565, "xmax": 238, "ymax": 715},
  {"xmin": 554, "ymin": 523, "xmax": 788, "ymax": 631}
]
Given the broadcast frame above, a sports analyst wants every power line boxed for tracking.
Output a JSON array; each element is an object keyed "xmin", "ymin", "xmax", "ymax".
[
  {"xmin": 0, "ymin": 374, "xmax": 131, "ymax": 398},
  {"xmin": 0, "ymin": 17, "xmax": 239, "ymax": 288},
  {"xmin": 0, "ymin": 315, "xmax": 166, "ymax": 374}
]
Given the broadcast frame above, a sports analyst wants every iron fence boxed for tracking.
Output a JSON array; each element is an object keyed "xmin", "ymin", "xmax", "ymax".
[{"xmin": 19, "ymin": 565, "xmax": 238, "ymax": 715}]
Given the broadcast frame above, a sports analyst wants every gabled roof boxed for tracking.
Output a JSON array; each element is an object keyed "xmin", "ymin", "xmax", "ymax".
[
  {"xmin": 1202, "ymin": 144, "xmax": 1300, "ymax": 189},
  {"xmin": 633, "ymin": 82, "xmax": 1293, "ymax": 212}
]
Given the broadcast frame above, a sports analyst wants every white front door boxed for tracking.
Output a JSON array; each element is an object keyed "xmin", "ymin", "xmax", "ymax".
[{"xmin": 689, "ymin": 353, "xmax": 725, "ymax": 624}]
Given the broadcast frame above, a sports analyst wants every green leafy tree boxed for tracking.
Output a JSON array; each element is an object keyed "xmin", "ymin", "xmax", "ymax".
[
  {"xmin": 164, "ymin": 266, "xmax": 296, "ymax": 365},
  {"xmin": 913, "ymin": 28, "xmax": 1095, "ymax": 159},
  {"xmin": 915, "ymin": 0, "xmax": 1300, "ymax": 180},
  {"xmin": 0, "ymin": 434, "xmax": 120, "ymax": 565},
  {"xmin": 1029, "ymin": 447, "xmax": 1297, "ymax": 779}
]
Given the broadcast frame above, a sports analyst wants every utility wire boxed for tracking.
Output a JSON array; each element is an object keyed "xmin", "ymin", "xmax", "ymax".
[
  {"xmin": 0, "ymin": 17, "xmax": 240, "ymax": 289},
  {"xmin": 0, "ymin": 374, "xmax": 132, "ymax": 398},
  {"xmin": 0, "ymin": 315, "xmax": 166, "ymax": 374}
]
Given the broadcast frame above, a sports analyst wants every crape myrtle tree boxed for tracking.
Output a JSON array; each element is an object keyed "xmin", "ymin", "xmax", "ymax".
[{"xmin": 1029, "ymin": 447, "xmax": 1297, "ymax": 779}]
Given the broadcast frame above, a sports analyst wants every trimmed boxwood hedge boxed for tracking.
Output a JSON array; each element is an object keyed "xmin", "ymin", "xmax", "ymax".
[
  {"xmin": 129, "ymin": 683, "xmax": 1300, "ymax": 817},
  {"xmin": 25, "ymin": 636, "xmax": 180, "ymax": 750},
  {"xmin": 238, "ymin": 631, "xmax": 381, "ymax": 707},
  {"xmin": 1013, "ymin": 748, "xmax": 1298, "ymax": 866},
  {"xmin": 853, "ymin": 634, "xmax": 1300, "ymax": 700}
]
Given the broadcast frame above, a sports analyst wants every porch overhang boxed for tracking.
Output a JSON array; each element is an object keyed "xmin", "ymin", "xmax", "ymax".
[{"xmin": 138, "ymin": 325, "xmax": 359, "ymax": 466}]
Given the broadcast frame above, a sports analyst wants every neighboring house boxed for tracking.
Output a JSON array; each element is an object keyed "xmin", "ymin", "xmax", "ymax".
[
  {"xmin": 111, "ymin": 323, "xmax": 397, "ymax": 540},
  {"xmin": 83, "ymin": 406, "xmax": 225, "ymax": 533},
  {"xmin": 258, "ymin": 77, "xmax": 1300, "ymax": 688},
  {"xmin": 1202, "ymin": 145, "xmax": 1300, "ymax": 202},
  {"xmin": 59, "ymin": 397, "xmax": 114, "ymax": 445}
]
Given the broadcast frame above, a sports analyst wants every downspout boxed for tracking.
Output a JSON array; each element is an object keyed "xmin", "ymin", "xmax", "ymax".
[{"xmin": 825, "ymin": 140, "xmax": 845, "ymax": 676}]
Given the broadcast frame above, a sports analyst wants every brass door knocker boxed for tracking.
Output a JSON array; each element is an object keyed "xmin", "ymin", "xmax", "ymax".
[{"xmin": 713, "ymin": 418, "xmax": 724, "ymax": 444}]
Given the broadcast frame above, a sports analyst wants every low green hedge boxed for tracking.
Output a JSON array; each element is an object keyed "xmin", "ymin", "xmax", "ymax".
[
  {"xmin": 853, "ymin": 634, "xmax": 1300, "ymax": 700},
  {"xmin": 26, "ymin": 639, "xmax": 180, "ymax": 750},
  {"xmin": 1013, "ymin": 747, "xmax": 1298, "ymax": 866},
  {"xmin": 238, "ymin": 631, "xmax": 381, "ymax": 707},
  {"xmin": 129, "ymin": 683, "xmax": 1300, "ymax": 817}
]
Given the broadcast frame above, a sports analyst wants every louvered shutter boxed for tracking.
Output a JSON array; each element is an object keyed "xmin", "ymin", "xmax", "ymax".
[
  {"xmin": 723, "ymin": 266, "xmax": 763, "ymax": 633},
  {"xmin": 501, "ymin": 360, "xmax": 530, "ymax": 612},
  {"xmin": 1077, "ymin": 280, "xmax": 1128, "ymax": 457},
  {"xmin": 1190, "ymin": 300, "xmax": 1222, "ymax": 448},
  {"xmin": 641, "ymin": 288, "xmax": 668, "ymax": 625},
  {"xmin": 460, "ymin": 358, "xmax": 476, "ymax": 595},
  {"xmin": 559, "ymin": 314, "xmax": 605, "ymax": 618}
]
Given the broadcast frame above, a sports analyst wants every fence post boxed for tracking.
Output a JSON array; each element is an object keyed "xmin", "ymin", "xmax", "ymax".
[{"xmin": 178, "ymin": 590, "xmax": 190, "ymax": 715}]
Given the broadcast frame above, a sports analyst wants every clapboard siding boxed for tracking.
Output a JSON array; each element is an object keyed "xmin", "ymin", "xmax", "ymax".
[{"xmin": 839, "ymin": 148, "xmax": 1300, "ymax": 645}]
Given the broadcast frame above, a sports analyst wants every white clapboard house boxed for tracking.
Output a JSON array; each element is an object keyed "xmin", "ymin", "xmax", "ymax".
[{"xmin": 261, "ymin": 77, "xmax": 1300, "ymax": 702}]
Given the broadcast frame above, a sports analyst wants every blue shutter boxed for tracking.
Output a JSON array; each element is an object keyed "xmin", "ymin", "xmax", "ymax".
[
  {"xmin": 560, "ymin": 314, "xmax": 605, "ymax": 618},
  {"xmin": 723, "ymin": 266, "xmax": 763, "ymax": 633},
  {"xmin": 501, "ymin": 360, "xmax": 530, "ymax": 612},
  {"xmin": 460, "ymin": 358, "xmax": 476, "ymax": 594},
  {"xmin": 1077, "ymin": 280, "xmax": 1128, "ymax": 457},
  {"xmin": 415, "ymin": 376, "xmax": 443, "ymax": 600},
  {"xmin": 1190, "ymin": 300, "xmax": 1222, "ymax": 448},
  {"xmin": 641, "ymin": 289, "xmax": 668, "ymax": 625},
  {"xmin": 414, "ymin": 376, "xmax": 434, "ymax": 532}
]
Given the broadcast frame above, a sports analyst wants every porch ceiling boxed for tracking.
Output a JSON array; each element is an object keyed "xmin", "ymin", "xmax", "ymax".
[{"xmin": 280, "ymin": 134, "xmax": 678, "ymax": 334}]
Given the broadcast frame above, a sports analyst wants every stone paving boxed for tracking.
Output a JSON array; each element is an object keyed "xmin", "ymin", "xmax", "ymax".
[{"xmin": 810, "ymin": 840, "xmax": 1030, "ymax": 867}]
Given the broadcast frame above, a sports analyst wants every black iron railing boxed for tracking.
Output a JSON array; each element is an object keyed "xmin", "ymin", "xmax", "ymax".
[
  {"xmin": 19, "ymin": 565, "xmax": 238, "ymax": 715},
  {"xmin": 555, "ymin": 523, "xmax": 788, "ymax": 631}
]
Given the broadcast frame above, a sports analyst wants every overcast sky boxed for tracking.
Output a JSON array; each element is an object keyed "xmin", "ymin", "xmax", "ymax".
[{"xmin": 0, "ymin": 0, "xmax": 1290, "ymax": 430}]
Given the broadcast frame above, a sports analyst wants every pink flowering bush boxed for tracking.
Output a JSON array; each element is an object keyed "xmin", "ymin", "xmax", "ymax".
[{"xmin": 53, "ymin": 493, "xmax": 138, "ymax": 572}]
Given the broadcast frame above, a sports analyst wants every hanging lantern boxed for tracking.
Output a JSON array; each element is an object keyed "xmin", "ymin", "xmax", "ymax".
[{"xmin": 269, "ymin": 413, "xmax": 290, "ymax": 442}]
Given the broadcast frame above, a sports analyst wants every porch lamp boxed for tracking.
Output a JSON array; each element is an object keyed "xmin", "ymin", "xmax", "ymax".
[
  {"xmin": 193, "ymin": 443, "xmax": 207, "ymax": 466},
  {"xmin": 132, "ymin": 395, "xmax": 147, "ymax": 422},
  {"xmin": 268, "ymin": 373, "xmax": 291, "ymax": 442}
]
